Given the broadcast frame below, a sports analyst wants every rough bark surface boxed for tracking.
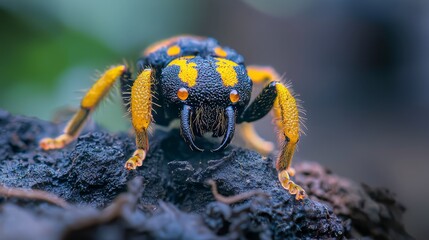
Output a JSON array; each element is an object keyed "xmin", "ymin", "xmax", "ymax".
[{"xmin": 0, "ymin": 109, "xmax": 411, "ymax": 239}]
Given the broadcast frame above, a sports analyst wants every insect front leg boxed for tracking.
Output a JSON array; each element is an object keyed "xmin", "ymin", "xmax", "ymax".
[
  {"xmin": 40, "ymin": 65, "xmax": 127, "ymax": 150},
  {"xmin": 124, "ymin": 69, "xmax": 153, "ymax": 170},
  {"xmin": 239, "ymin": 66, "xmax": 305, "ymax": 200},
  {"xmin": 238, "ymin": 66, "xmax": 283, "ymax": 155}
]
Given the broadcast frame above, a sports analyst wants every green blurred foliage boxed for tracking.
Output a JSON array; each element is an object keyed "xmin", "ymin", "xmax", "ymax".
[{"xmin": 0, "ymin": 0, "xmax": 202, "ymax": 131}]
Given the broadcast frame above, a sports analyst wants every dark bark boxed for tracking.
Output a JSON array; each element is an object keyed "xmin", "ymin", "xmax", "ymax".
[{"xmin": 0, "ymin": 109, "xmax": 411, "ymax": 239}]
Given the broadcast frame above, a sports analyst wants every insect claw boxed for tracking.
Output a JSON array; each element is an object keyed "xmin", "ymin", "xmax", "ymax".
[
  {"xmin": 211, "ymin": 106, "xmax": 235, "ymax": 152},
  {"xmin": 124, "ymin": 149, "xmax": 146, "ymax": 170},
  {"xmin": 181, "ymin": 105, "xmax": 204, "ymax": 152}
]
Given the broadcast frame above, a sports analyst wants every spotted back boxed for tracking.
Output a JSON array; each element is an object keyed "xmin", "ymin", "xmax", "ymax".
[{"xmin": 138, "ymin": 35, "xmax": 245, "ymax": 72}]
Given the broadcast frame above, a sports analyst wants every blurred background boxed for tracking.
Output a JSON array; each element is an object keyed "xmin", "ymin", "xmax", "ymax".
[{"xmin": 0, "ymin": 0, "xmax": 427, "ymax": 238}]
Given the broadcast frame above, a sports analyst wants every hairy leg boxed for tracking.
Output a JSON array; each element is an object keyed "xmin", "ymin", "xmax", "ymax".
[
  {"xmin": 40, "ymin": 65, "xmax": 127, "ymax": 150},
  {"xmin": 239, "ymin": 66, "xmax": 305, "ymax": 200},
  {"xmin": 124, "ymin": 69, "xmax": 153, "ymax": 170}
]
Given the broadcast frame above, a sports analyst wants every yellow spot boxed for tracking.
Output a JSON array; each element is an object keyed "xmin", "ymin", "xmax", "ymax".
[
  {"xmin": 81, "ymin": 65, "xmax": 126, "ymax": 108},
  {"xmin": 216, "ymin": 58, "xmax": 238, "ymax": 87},
  {"xmin": 168, "ymin": 57, "xmax": 198, "ymax": 87},
  {"xmin": 274, "ymin": 83, "xmax": 299, "ymax": 143},
  {"xmin": 167, "ymin": 45, "xmax": 181, "ymax": 56},
  {"xmin": 214, "ymin": 47, "xmax": 227, "ymax": 57},
  {"xmin": 131, "ymin": 70, "xmax": 152, "ymax": 130},
  {"xmin": 177, "ymin": 87, "xmax": 189, "ymax": 100},
  {"xmin": 229, "ymin": 89, "xmax": 239, "ymax": 103},
  {"xmin": 143, "ymin": 35, "xmax": 206, "ymax": 56}
]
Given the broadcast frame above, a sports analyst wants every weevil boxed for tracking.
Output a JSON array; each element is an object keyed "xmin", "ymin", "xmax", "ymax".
[{"xmin": 39, "ymin": 35, "xmax": 306, "ymax": 200}]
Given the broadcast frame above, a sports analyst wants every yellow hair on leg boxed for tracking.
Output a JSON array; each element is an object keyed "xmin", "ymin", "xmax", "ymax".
[
  {"xmin": 131, "ymin": 69, "xmax": 152, "ymax": 131},
  {"xmin": 243, "ymin": 65, "xmax": 305, "ymax": 199},
  {"xmin": 125, "ymin": 69, "xmax": 153, "ymax": 170},
  {"xmin": 81, "ymin": 66, "xmax": 126, "ymax": 109},
  {"xmin": 40, "ymin": 65, "xmax": 126, "ymax": 150},
  {"xmin": 274, "ymin": 83, "xmax": 300, "ymax": 146},
  {"xmin": 273, "ymin": 82, "xmax": 305, "ymax": 200}
]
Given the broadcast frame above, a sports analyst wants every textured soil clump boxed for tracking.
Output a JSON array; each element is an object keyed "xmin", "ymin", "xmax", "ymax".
[{"xmin": 0, "ymin": 109, "xmax": 411, "ymax": 239}]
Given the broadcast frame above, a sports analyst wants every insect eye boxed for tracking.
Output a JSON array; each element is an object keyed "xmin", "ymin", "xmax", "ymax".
[
  {"xmin": 229, "ymin": 89, "xmax": 239, "ymax": 103},
  {"xmin": 177, "ymin": 87, "xmax": 189, "ymax": 101}
]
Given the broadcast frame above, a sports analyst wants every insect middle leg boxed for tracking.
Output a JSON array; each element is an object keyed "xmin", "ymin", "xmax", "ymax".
[
  {"xmin": 239, "ymin": 66, "xmax": 305, "ymax": 200},
  {"xmin": 40, "ymin": 65, "xmax": 127, "ymax": 150}
]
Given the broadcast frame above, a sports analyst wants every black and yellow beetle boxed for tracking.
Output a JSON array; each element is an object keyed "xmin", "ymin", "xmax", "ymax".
[{"xmin": 40, "ymin": 35, "xmax": 306, "ymax": 200}]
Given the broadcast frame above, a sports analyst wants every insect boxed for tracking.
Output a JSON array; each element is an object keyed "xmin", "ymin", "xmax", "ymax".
[{"xmin": 39, "ymin": 35, "xmax": 306, "ymax": 200}]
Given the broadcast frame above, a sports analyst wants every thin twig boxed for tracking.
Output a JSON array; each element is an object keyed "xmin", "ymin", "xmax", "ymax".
[
  {"xmin": 207, "ymin": 180, "xmax": 269, "ymax": 205},
  {"xmin": 63, "ymin": 177, "xmax": 143, "ymax": 233},
  {"xmin": 0, "ymin": 186, "xmax": 71, "ymax": 209},
  {"xmin": 64, "ymin": 194, "xmax": 132, "ymax": 231}
]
